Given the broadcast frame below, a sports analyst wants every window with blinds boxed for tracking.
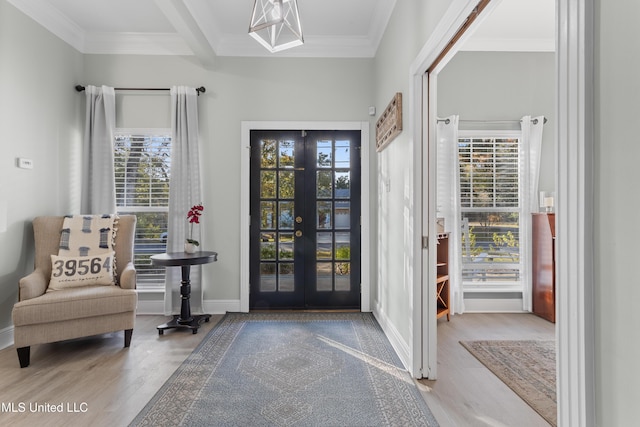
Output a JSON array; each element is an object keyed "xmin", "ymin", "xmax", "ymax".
[
  {"xmin": 114, "ymin": 130, "xmax": 171, "ymax": 290},
  {"xmin": 458, "ymin": 134, "xmax": 522, "ymax": 289}
]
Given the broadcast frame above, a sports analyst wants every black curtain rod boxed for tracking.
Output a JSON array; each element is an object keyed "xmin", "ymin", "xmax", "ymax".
[
  {"xmin": 75, "ymin": 85, "xmax": 205, "ymax": 95},
  {"xmin": 437, "ymin": 117, "xmax": 547, "ymax": 125}
]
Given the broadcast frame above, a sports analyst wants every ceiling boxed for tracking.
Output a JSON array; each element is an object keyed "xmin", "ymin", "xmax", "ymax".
[{"xmin": 7, "ymin": 0, "xmax": 555, "ymax": 62}]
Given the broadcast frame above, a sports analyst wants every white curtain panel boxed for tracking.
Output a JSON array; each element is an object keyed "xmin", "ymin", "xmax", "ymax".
[
  {"xmin": 519, "ymin": 115, "xmax": 545, "ymax": 311},
  {"xmin": 165, "ymin": 86, "xmax": 203, "ymax": 315},
  {"xmin": 436, "ymin": 115, "xmax": 464, "ymax": 314},
  {"xmin": 81, "ymin": 85, "xmax": 116, "ymax": 214}
]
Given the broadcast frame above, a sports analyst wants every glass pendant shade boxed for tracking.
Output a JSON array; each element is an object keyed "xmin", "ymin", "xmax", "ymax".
[{"xmin": 249, "ymin": 0, "xmax": 304, "ymax": 53}]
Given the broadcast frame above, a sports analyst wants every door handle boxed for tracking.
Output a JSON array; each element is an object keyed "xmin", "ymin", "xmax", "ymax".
[{"xmin": 295, "ymin": 230, "xmax": 303, "ymax": 237}]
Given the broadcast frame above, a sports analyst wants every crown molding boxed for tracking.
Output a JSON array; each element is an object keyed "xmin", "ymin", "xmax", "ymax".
[
  {"xmin": 8, "ymin": 0, "xmax": 394, "ymax": 58},
  {"xmin": 8, "ymin": 0, "xmax": 85, "ymax": 52},
  {"xmin": 8, "ymin": 0, "xmax": 193, "ymax": 56}
]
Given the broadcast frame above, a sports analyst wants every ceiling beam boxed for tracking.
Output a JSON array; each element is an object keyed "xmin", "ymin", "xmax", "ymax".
[{"xmin": 154, "ymin": 0, "xmax": 216, "ymax": 68}]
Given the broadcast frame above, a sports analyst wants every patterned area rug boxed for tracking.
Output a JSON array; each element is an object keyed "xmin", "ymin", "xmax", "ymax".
[
  {"xmin": 131, "ymin": 313, "xmax": 439, "ymax": 426},
  {"xmin": 460, "ymin": 340, "xmax": 556, "ymax": 426}
]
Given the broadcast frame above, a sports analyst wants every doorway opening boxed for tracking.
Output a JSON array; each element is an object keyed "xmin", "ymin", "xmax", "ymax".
[
  {"xmin": 413, "ymin": 0, "xmax": 594, "ymax": 424},
  {"xmin": 419, "ymin": 0, "xmax": 557, "ymax": 377}
]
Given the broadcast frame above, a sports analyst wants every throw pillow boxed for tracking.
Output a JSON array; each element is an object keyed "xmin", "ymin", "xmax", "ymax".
[
  {"xmin": 59, "ymin": 214, "xmax": 117, "ymax": 257},
  {"xmin": 48, "ymin": 251, "xmax": 115, "ymax": 291}
]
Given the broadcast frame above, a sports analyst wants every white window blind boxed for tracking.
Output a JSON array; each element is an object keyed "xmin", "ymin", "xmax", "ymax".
[
  {"xmin": 114, "ymin": 129, "xmax": 171, "ymax": 290},
  {"xmin": 458, "ymin": 133, "xmax": 523, "ymax": 289}
]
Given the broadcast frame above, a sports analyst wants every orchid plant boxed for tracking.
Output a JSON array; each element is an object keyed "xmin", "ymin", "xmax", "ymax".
[{"xmin": 186, "ymin": 204, "xmax": 204, "ymax": 246}]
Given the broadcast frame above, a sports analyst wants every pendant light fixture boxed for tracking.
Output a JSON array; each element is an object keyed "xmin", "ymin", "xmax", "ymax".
[{"xmin": 249, "ymin": 0, "xmax": 304, "ymax": 53}]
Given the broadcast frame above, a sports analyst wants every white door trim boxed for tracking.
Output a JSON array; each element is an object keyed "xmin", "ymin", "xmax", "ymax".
[
  {"xmin": 240, "ymin": 121, "xmax": 371, "ymax": 313},
  {"xmin": 409, "ymin": 0, "xmax": 491, "ymax": 381},
  {"xmin": 555, "ymin": 1, "xmax": 596, "ymax": 425},
  {"xmin": 410, "ymin": 0, "xmax": 595, "ymax": 425}
]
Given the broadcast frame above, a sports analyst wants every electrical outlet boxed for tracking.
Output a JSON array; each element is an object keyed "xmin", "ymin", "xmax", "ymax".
[{"xmin": 17, "ymin": 158, "xmax": 33, "ymax": 169}]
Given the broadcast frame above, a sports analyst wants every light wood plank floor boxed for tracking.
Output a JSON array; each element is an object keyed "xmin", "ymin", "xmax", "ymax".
[
  {"xmin": 417, "ymin": 313, "xmax": 556, "ymax": 427},
  {"xmin": 0, "ymin": 313, "xmax": 554, "ymax": 427},
  {"xmin": 0, "ymin": 315, "xmax": 223, "ymax": 427}
]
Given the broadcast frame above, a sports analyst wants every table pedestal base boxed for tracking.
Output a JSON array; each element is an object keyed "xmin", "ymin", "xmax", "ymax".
[
  {"xmin": 150, "ymin": 251, "xmax": 218, "ymax": 336},
  {"xmin": 157, "ymin": 314, "xmax": 211, "ymax": 335}
]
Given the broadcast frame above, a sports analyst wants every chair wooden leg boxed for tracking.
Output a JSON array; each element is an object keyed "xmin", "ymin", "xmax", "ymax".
[
  {"xmin": 17, "ymin": 347, "xmax": 30, "ymax": 368},
  {"xmin": 124, "ymin": 329, "xmax": 133, "ymax": 347}
]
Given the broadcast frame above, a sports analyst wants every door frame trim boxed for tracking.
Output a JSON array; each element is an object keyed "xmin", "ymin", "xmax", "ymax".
[{"xmin": 240, "ymin": 121, "xmax": 371, "ymax": 313}]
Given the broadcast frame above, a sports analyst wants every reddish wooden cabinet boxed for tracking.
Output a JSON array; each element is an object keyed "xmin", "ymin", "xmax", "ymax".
[
  {"xmin": 437, "ymin": 233, "xmax": 450, "ymax": 321},
  {"xmin": 532, "ymin": 213, "xmax": 556, "ymax": 323}
]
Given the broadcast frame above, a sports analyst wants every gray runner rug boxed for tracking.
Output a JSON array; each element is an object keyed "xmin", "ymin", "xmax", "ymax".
[{"xmin": 130, "ymin": 312, "xmax": 439, "ymax": 426}]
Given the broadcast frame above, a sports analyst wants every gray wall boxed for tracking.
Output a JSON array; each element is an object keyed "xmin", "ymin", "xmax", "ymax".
[
  {"xmin": 0, "ymin": 1, "xmax": 83, "ymax": 329},
  {"xmin": 372, "ymin": 0, "xmax": 451, "ymax": 350},
  {"xmin": 83, "ymin": 54, "xmax": 376, "ymax": 302},
  {"xmin": 596, "ymin": 0, "xmax": 640, "ymax": 422},
  {"xmin": 437, "ymin": 51, "xmax": 556, "ymax": 193}
]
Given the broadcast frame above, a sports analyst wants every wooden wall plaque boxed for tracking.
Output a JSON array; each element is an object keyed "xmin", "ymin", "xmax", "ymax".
[{"xmin": 375, "ymin": 92, "xmax": 402, "ymax": 152}]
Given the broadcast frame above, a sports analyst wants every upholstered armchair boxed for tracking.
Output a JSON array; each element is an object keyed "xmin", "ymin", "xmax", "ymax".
[{"xmin": 12, "ymin": 215, "xmax": 138, "ymax": 368}]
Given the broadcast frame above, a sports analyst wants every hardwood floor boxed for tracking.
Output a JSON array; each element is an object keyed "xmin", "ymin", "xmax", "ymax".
[
  {"xmin": 0, "ymin": 312, "xmax": 554, "ymax": 427},
  {"xmin": 417, "ymin": 313, "xmax": 556, "ymax": 427},
  {"xmin": 0, "ymin": 315, "xmax": 223, "ymax": 427}
]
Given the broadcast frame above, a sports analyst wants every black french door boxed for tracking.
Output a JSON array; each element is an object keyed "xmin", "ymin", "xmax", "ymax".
[{"xmin": 249, "ymin": 130, "xmax": 361, "ymax": 309}]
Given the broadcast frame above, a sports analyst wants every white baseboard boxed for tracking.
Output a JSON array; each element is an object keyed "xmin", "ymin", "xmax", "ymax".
[
  {"xmin": 372, "ymin": 303, "xmax": 411, "ymax": 372},
  {"xmin": 463, "ymin": 298, "xmax": 527, "ymax": 313},
  {"xmin": 203, "ymin": 299, "xmax": 242, "ymax": 314},
  {"xmin": 0, "ymin": 325, "xmax": 14, "ymax": 351}
]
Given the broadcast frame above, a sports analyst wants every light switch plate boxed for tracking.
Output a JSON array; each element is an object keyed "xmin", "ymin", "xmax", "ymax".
[{"xmin": 17, "ymin": 158, "xmax": 33, "ymax": 169}]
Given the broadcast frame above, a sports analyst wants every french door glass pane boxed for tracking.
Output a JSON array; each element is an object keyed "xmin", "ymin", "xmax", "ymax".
[
  {"xmin": 316, "ymin": 262, "xmax": 332, "ymax": 291},
  {"xmin": 335, "ymin": 139, "xmax": 350, "ymax": 168},
  {"xmin": 261, "ymin": 139, "xmax": 277, "ymax": 168},
  {"xmin": 279, "ymin": 140, "xmax": 294, "ymax": 167},
  {"xmin": 279, "ymin": 201, "xmax": 294, "ymax": 229},
  {"xmin": 260, "ymin": 201, "xmax": 276, "ymax": 229},
  {"xmin": 279, "ymin": 263, "xmax": 294, "ymax": 292},
  {"xmin": 335, "ymin": 263, "xmax": 350, "ymax": 291},
  {"xmin": 335, "ymin": 202, "xmax": 350, "ymax": 229},
  {"xmin": 317, "ymin": 171, "xmax": 332, "ymax": 198},
  {"xmin": 335, "ymin": 171, "xmax": 350, "ymax": 198},
  {"xmin": 317, "ymin": 232, "xmax": 332, "ymax": 260},
  {"xmin": 279, "ymin": 233, "xmax": 294, "ymax": 260},
  {"xmin": 279, "ymin": 171, "xmax": 294, "ymax": 198},
  {"xmin": 260, "ymin": 263, "xmax": 276, "ymax": 292},
  {"xmin": 317, "ymin": 140, "xmax": 333, "ymax": 167},
  {"xmin": 261, "ymin": 171, "xmax": 276, "ymax": 198},
  {"xmin": 335, "ymin": 232, "xmax": 350, "ymax": 260},
  {"xmin": 260, "ymin": 233, "xmax": 275, "ymax": 260},
  {"xmin": 317, "ymin": 201, "xmax": 332, "ymax": 229}
]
